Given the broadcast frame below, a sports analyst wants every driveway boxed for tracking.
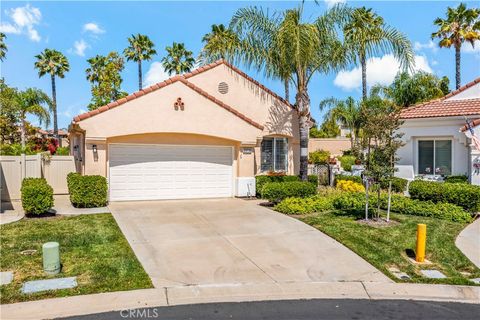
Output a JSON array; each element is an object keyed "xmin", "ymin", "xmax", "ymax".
[{"xmin": 110, "ymin": 199, "xmax": 390, "ymax": 288}]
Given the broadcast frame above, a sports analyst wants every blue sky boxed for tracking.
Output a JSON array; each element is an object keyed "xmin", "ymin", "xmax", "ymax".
[{"xmin": 1, "ymin": 0, "xmax": 479, "ymax": 129}]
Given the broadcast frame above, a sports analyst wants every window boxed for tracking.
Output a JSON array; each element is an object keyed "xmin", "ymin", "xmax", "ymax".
[
  {"xmin": 261, "ymin": 137, "xmax": 288, "ymax": 172},
  {"xmin": 418, "ymin": 139, "xmax": 452, "ymax": 175}
]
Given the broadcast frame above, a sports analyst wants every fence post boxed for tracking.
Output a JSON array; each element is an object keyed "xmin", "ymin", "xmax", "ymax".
[{"xmin": 20, "ymin": 153, "xmax": 26, "ymax": 181}]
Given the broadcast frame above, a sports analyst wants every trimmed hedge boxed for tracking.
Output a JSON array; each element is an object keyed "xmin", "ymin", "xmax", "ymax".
[
  {"xmin": 21, "ymin": 178, "xmax": 54, "ymax": 215},
  {"xmin": 255, "ymin": 175, "xmax": 300, "ymax": 196},
  {"xmin": 275, "ymin": 196, "xmax": 334, "ymax": 215},
  {"xmin": 339, "ymin": 155, "xmax": 356, "ymax": 171},
  {"xmin": 334, "ymin": 174, "xmax": 362, "ymax": 185},
  {"xmin": 444, "ymin": 175, "xmax": 468, "ymax": 184},
  {"xmin": 67, "ymin": 173, "xmax": 108, "ymax": 208},
  {"xmin": 336, "ymin": 180, "xmax": 365, "ymax": 192},
  {"xmin": 379, "ymin": 177, "xmax": 408, "ymax": 193},
  {"xmin": 409, "ymin": 180, "xmax": 480, "ymax": 212},
  {"xmin": 332, "ymin": 192, "xmax": 472, "ymax": 223},
  {"xmin": 261, "ymin": 181, "xmax": 317, "ymax": 203}
]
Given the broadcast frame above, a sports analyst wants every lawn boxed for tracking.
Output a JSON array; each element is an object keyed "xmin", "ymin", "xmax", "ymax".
[
  {"xmin": 0, "ymin": 213, "xmax": 153, "ymax": 304},
  {"xmin": 300, "ymin": 211, "xmax": 480, "ymax": 286}
]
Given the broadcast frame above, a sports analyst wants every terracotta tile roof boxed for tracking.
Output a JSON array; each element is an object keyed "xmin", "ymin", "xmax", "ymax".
[
  {"xmin": 39, "ymin": 129, "xmax": 68, "ymax": 136},
  {"xmin": 72, "ymin": 60, "xmax": 295, "ymax": 130},
  {"xmin": 460, "ymin": 118, "xmax": 480, "ymax": 132},
  {"xmin": 400, "ymin": 77, "xmax": 480, "ymax": 120}
]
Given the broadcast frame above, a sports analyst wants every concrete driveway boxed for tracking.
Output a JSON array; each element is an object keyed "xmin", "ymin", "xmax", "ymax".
[{"xmin": 110, "ymin": 199, "xmax": 390, "ymax": 288}]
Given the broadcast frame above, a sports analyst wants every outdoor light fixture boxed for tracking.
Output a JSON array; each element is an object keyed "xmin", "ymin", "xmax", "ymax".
[{"xmin": 92, "ymin": 144, "xmax": 97, "ymax": 153}]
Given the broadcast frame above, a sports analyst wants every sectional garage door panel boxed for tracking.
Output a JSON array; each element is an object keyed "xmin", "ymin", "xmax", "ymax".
[{"xmin": 109, "ymin": 144, "xmax": 233, "ymax": 201}]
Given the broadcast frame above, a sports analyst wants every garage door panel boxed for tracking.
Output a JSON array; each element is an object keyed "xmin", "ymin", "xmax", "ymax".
[{"xmin": 109, "ymin": 144, "xmax": 233, "ymax": 201}]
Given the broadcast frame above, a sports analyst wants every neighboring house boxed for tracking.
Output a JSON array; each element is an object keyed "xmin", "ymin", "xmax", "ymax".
[
  {"xmin": 398, "ymin": 77, "xmax": 480, "ymax": 185},
  {"xmin": 308, "ymin": 138, "xmax": 351, "ymax": 156},
  {"xmin": 39, "ymin": 129, "xmax": 69, "ymax": 146},
  {"xmin": 69, "ymin": 60, "xmax": 299, "ymax": 201}
]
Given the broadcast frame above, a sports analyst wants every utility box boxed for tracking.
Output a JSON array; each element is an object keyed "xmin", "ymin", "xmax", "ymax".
[
  {"xmin": 236, "ymin": 177, "xmax": 256, "ymax": 197},
  {"xmin": 43, "ymin": 242, "xmax": 61, "ymax": 275}
]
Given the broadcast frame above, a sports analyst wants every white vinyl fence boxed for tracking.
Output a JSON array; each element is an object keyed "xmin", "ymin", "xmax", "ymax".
[{"xmin": 0, "ymin": 155, "xmax": 76, "ymax": 201}]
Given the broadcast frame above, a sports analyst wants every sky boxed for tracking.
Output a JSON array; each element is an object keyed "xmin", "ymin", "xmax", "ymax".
[{"xmin": 1, "ymin": 0, "xmax": 480, "ymax": 130}]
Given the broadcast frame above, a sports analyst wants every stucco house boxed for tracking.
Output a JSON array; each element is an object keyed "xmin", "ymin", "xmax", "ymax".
[
  {"xmin": 397, "ymin": 77, "xmax": 480, "ymax": 185},
  {"xmin": 69, "ymin": 60, "xmax": 299, "ymax": 201}
]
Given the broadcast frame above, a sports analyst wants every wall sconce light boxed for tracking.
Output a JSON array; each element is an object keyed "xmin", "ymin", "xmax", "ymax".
[{"xmin": 92, "ymin": 144, "xmax": 97, "ymax": 153}]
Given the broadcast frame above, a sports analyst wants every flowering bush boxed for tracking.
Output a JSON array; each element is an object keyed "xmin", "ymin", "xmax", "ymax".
[{"xmin": 336, "ymin": 180, "xmax": 365, "ymax": 192}]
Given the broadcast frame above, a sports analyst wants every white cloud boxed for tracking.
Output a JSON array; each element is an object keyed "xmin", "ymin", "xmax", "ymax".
[
  {"xmin": 72, "ymin": 39, "xmax": 89, "ymax": 56},
  {"xmin": 0, "ymin": 4, "xmax": 42, "ymax": 42},
  {"xmin": 325, "ymin": 0, "xmax": 346, "ymax": 9},
  {"xmin": 144, "ymin": 62, "xmax": 170, "ymax": 87},
  {"xmin": 462, "ymin": 40, "xmax": 480, "ymax": 54},
  {"xmin": 334, "ymin": 54, "xmax": 433, "ymax": 91},
  {"xmin": 83, "ymin": 22, "xmax": 105, "ymax": 34},
  {"xmin": 414, "ymin": 40, "xmax": 438, "ymax": 53}
]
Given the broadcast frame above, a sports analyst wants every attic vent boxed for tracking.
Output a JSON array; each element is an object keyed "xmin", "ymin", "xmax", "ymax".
[{"xmin": 218, "ymin": 82, "xmax": 229, "ymax": 94}]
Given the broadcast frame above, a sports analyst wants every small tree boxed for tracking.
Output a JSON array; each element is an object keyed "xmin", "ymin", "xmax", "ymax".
[{"xmin": 361, "ymin": 96, "xmax": 404, "ymax": 221}]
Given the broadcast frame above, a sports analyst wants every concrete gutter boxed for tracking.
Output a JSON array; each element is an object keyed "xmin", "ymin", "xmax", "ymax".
[
  {"xmin": 456, "ymin": 218, "xmax": 480, "ymax": 268},
  {"xmin": 1, "ymin": 281, "xmax": 479, "ymax": 320}
]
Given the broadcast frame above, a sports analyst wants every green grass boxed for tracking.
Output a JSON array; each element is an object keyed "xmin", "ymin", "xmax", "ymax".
[
  {"xmin": 300, "ymin": 211, "xmax": 480, "ymax": 285},
  {"xmin": 0, "ymin": 213, "xmax": 153, "ymax": 304}
]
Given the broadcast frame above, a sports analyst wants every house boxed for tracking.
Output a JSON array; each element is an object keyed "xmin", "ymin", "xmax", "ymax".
[
  {"xmin": 69, "ymin": 60, "xmax": 299, "ymax": 201},
  {"xmin": 397, "ymin": 77, "xmax": 480, "ymax": 185}
]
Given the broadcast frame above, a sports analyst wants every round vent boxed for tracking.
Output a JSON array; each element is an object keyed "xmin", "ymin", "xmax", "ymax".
[{"xmin": 218, "ymin": 82, "xmax": 229, "ymax": 94}]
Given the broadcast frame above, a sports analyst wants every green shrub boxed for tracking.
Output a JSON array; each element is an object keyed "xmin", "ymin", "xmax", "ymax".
[
  {"xmin": 332, "ymin": 192, "xmax": 472, "ymax": 223},
  {"xmin": 334, "ymin": 174, "xmax": 362, "ymax": 186},
  {"xmin": 261, "ymin": 181, "xmax": 317, "ymax": 203},
  {"xmin": 67, "ymin": 173, "xmax": 108, "ymax": 208},
  {"xmin": 409, "ymin": 180, "xmax": 480, "ymax": 212},
  {"xmin": 308, "ymin": 175, "xmax": 319, "ymax": 186},
  {"xmin": 444, "ymin": 175, "xmax": 468, "ymax": 184},
  {"xmin": 55, "ymin": 146, "xmax": 70, "ymax": 155},
  {"xmin": 338, "ymin": 155, "xmax": 356, "ymax": 171},
  {"xmin": 255, "ymin": 175, "xmax": 300, "ymax": 197},
  {"xmin": 379, "ymin": 177, "xmax": 408, "ymax": 193},
  {"xmin": 309, "ymin": 149, "xmax": 330, "ymax": 165},
  {"xmin": 275, "ymin": 196, "xmax": 334, "ymax": 215},
  {"xmin": 21, "ymin": 178, "xmax": 54, "ymax": 215}
]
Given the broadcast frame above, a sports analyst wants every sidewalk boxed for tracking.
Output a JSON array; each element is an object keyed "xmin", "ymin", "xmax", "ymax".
[
  {"xmin": 1, "ymin": 281, "xmax": 479, "ymax": 320},
  {"xmin": 0, "ymin": 201, "xmax": 24, "ymax": 225},
  {"xmin": 456, "ymin": 218, "xmax": 480, "ymax": 268}
]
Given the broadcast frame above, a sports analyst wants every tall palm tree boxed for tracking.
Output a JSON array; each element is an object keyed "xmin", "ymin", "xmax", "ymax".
[
  {"xmin": 344, "ymin": 7, "xmax": 414, "ymax": 100},
  {"xmin": 432, "ymin": 3, "xmax": 480, "ymax": 89},
  {"xmin": 199, "ymin": 24, "xmax": 240, "ymax": 64},
  {"xmin": 230, "ymin": 5, "xmax": 350, "ymax": 180},
  {"xmin": 162, "ymin": 42, "xmax": 195, "ymax": 75},
  {"xmin": 320, "ymin": 97, "xmax": 362, "ymax": 153},
  {"xmin": 0, "ymin": 33, "xmax": 7, "ymax": 61},
  {"xmin": 34, "ymin": 49, "xmax": 70, "ymax": 145},
  {"xmin": 16, "ymin": 88, "xmax": 51, "ymax": 149},
  {"xmin": 123, "ymin": 34, "xmax": 157, "ymax": 90}
]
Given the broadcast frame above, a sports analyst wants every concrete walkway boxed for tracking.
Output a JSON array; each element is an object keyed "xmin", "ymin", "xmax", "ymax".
[
  {"xmin": 456, "ymin": 218, "xmax": 480, "ymax": 268},
  {"xmin": 1, "ymin": 282, "xmax": 479, "ymax": 320},
  {"xmin": 0, "ymin": 201, "xmax": 24, "ymax": 225},
  {"xmin": 110, "ymin": 199, "xmax": 389, "ymax": 288},
  {"xmin": 52, "ymin": 195, "xmax": 109, "ymax": 215}
]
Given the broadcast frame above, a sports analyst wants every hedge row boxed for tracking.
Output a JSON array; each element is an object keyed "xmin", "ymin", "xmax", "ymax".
[
  {"xmin": 255, "ymin": 175, "xmax": 300, "ymax": 196},
  {"xmin": 444, "ymin": 175, "xmax": 468, "ymax": 184},
  {"xmin": 21, "ymin": 178, "xmax": 54, "ymax": 215},
  {"xmin": 332, "ymin": 192, "xmax": 472, "ymax": 223},
  {"xmin": 409, "ymin": 180, "xmax": 480, "ymax": 212},
  {"xmin": 67, "ymin": 173, "xmax": 108, "ymax": 208},
  {"xmin": 335, "ymin": 174, "xmax": 408, "ymax": 193},
  {"xmin": 274, "ymin": 196, "xmax": 334, "ymax": 215},
  {"xmin": 334, "ymin": 174, "xmax": 362, "ymax": 185},
  {"xmin": 261, "ymin": 181, "xmax": 317, "ymax": 203}
]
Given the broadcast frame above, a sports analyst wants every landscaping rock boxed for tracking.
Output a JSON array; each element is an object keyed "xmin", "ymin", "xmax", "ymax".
[
  {"xmin": 0, "ymin": 271, "xmax": 13, "ymax": 285},
  {"xmin": 21, "ymin": 277, "xmax": 77, "ymax": 294},
  {"xmin": 470, "ymin": 278, "xmax": 480, "ymax": 284},
  {"xmin": 388, "ymin": 267, "xmax": 411, "ymax": 280},
  {"xmin": 420, "ymin": 270, "xmax": 446, "ymax": 279}
]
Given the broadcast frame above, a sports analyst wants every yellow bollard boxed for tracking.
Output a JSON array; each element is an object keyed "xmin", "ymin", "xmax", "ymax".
[{"xmin": 416, "ymin": 224, "xmax": 427, "ymax": 262}]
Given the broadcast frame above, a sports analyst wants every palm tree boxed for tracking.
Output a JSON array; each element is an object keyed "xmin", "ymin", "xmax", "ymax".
[
  {"xmin": 432, "ymin": 3, "xmax": 480, "ymax": 89},
  {"xmin": 320, "ymin": 97, "xmax": 362, "ymax": 153},
  {"xmin": 123, "ymin": 34, "xmax": 157, "ymax": 90},
  {"xmin": 230, "ymin": 5, "xmax": 350, "ymax": 180},
  {"xmin": 199, "ymin": 24, "xmax": 240, "ymax": 65},
  {"xmin": 0, "ymin": 33, "xmax": 7, "ymax": 61},
  {"xmin": 344, "ymin": 7, "xmax": 414, "ymax": 100},
  {"xmin": 16, "ymin": 88, "xmax": 51, "ymax": 149},
  {"xmin": 161, "ymin": 42, "xmax": 195, "ymax": 75},
  {"xmin": 34, "ymin": 49, "xmax": 70, "ymax": 145}
]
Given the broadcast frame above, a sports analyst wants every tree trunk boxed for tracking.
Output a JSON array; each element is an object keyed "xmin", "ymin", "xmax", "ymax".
[
  {"xmin": 21, "ymin": 117, "xmax": 26, "ymax": 150},
  {"xmin": 284, "ymin": 79, "xmax": 289, "ymax": 102},
  {"xmin": 364, "ymin": 178, "xmax": 369, "ymax": 220},
  {"xmin": 51, "ymin": 74, "xmax": 60, "ymax": 147},
  {"xmin": 455, "ymin": 45, "xmax": 461, "ymax": 89},
  {"xmin": 138, "ymin": 60, "xmax": 143, "ymax": 91},
  {"xmin": 387, "ymin": 180, "xmax": 392, "ymax": 222},
  {"xmin": 361, "ymin": 54, "xmax": 367, "ymax": 100},
  {"xmin": 296, "ymin": 89, "xmax": 310, "ymax": 181}
]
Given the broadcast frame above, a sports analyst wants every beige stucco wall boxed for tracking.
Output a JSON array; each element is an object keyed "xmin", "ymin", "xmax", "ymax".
[
  {"xmin": 308, "ymin": 138, "xmax": 351, "ymax": 156},
  {"xmin": 74, "ymin": 64, "xmax": 300, "ymax": 178}
]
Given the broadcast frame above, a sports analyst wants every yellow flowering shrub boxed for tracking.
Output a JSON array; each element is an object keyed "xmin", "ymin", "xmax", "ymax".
[{"xmin": 336, "ymin": 180, "xmax": 365, "ymax": 193}]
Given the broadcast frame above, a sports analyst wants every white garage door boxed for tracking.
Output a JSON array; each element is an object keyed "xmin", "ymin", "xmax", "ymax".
[{"xmin": 109, "ymin": 144, "xmax": 233, "ymax": 201}]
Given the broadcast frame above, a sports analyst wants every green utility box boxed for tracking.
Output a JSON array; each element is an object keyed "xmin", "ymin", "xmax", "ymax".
[{"xmin": 43, "ymin": 242, "xmax": 60, "ymax": 275}]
